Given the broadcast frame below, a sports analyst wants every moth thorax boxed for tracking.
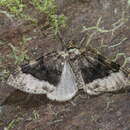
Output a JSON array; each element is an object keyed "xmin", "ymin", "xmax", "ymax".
[{"xmin": 68, "ymin": 48, "xmax": 81, "ymax": 59}]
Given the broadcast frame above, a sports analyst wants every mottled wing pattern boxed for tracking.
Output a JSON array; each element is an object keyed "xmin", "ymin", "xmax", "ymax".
[
  {"xmin": 7, "ymin": 47, "xmax": 129, "ymax": 101},
  {"xmin": 7, "ymin": 51, "xmax": 78, "ymax": 101},
  {"xmin": 7, "ymin": 70, "xmax": 55, "ymax": 94},
  {"xmin": 7, "ymin": 51, "xmax": 63, "ymax": 94},
  {"xmin": 21, "ymin": 51, "xmax": 64, "ymax": 86},
  {"xmin": 78, "ymin": 48, "xmax": 129, "ymax": 95}
]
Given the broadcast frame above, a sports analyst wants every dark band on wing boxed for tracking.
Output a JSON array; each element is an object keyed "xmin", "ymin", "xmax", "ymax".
[
  {"xmin": 80, "ymin": 53, "xmax": 123, "ymax": 84},
  {"xmin": 20, "ymin": 56, "xmax": 62, "ymax": 86}
]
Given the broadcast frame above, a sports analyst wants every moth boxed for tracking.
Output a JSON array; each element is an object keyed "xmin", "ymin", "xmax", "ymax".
[{"xmin": 7, "ymin": 34, "xmax": 129, "ymax": 102}]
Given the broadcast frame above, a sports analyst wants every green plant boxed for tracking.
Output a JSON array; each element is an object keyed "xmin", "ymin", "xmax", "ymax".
[
  {"xmin": 5, "ymin": 117, "xmax": 22, "ymax": 130},
  {"xmin": 82, "ymin": 16, "xmax": 128, "ymax": 48},
  {"xmin": 31, "ymin": 0, "xmax": 67, "ymax": 34},
  {"xmin": 50, "ymin": 14, "xmax": 66, "ymax": 34},
  {"xmin": 83, "ymin": 16, "xmax": 128, "ymax": 34},
  {"xmin": 128, "ymin": 0, "xmax": 130, "ymax": 5},
  {"xmin": 82, "ymin": 15, "xmax": 130, "ymax": 76},
  {"xmin": 32, "ymin": 110, "xmax": 40, "ymax": 120},
  {"xmin": 0, "ymin": 0, "xmax": 67, "ymax": 34},
  {"xmin": 0, "ymin": 68, "xmax": 10, "ymax": 80},
  {"xmin": 0, "ymin": 0, "xmax": 26, "ymax": 17},
  {"xmin": 9, "ymin": 43, "xmax": 29, "ymax": 65},
  {"xmin": 112, "ymin": 53, "xmax": 130, "ymax": 68},
  {"xmin": 7, "ymin": 36, "xmax": 32, "ymax": 65},
  {"xmin": 32, "ymin": 0, "xmax": 57, "ymax": 14}
]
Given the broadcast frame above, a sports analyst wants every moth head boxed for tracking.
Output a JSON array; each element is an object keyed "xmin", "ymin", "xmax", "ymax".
[
  {"xmin": 68, "ymin": 48, "xmax": 81, "ymax": 59},
  {"xmin": 66, "ymin": 41, "xmax": 77, "ymax": 50}
]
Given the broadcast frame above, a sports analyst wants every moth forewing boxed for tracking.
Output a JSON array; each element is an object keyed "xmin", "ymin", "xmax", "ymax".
[
  {"xmin": 81, "ymin": 48, "xmax": 129, "ymax": 95},
  {"xmin": 7, "ymin": 70, "xmax": 55, "ymax": 94},
  {"xmin": 47, "ymin": 61, "xmax": 78, "ymax": 102}
]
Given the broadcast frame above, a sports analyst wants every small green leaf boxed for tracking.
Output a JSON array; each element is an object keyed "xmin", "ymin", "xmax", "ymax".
[{"xmin": 128, "ymin": 0, "xmax": 130, "ymax": 5}]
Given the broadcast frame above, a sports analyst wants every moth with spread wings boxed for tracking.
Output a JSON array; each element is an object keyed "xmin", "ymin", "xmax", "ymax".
[
  {"xmin": 7, "ymin": 34, "xmax": 129, "ymax": 102},
  {"xmin": 7, "ymin": 50, "xmax": 79, "ymax": 102}
]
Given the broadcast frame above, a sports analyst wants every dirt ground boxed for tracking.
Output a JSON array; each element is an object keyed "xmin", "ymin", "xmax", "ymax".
[{"xmin": 0, "ymin": 0, "xmax": 130, "ymax": 130}]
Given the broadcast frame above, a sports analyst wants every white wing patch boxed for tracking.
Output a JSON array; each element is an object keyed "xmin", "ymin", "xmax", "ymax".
[
  {"xmin": 7, "ymin": 71, "xmax": 55, "ymax": 94},
  {"xmin": 47, "ymin": 61, "xmax": 78, "ymax": 102},
  {"xmin": 84, "ymin": 71, "xmax": 128, "ymax": 95}
]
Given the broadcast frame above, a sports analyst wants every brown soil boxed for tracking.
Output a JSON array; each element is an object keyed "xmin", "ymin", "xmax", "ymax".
[{"xmin": 0, "ymin": 0, "xmax": 130, "ymax": 130}]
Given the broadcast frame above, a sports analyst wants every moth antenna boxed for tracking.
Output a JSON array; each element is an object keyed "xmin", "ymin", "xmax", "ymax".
[
  {"xmin": 79, "ymin": 33, "xmax": 88, "ymax": 48},
  {"xmin": 79, "ymin": 32, "xmax": 129, "ymax": 75},
  {"xmin": 56, "ymin": 32, "xmax": 66, "ymax": 51},
  {"xmin": 87, "ymin": 46, "xmax": 129, "ymax": 75},
  {"xmin": 21, "ymin": 55, "xmax": 44, "ymax": 73}
]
